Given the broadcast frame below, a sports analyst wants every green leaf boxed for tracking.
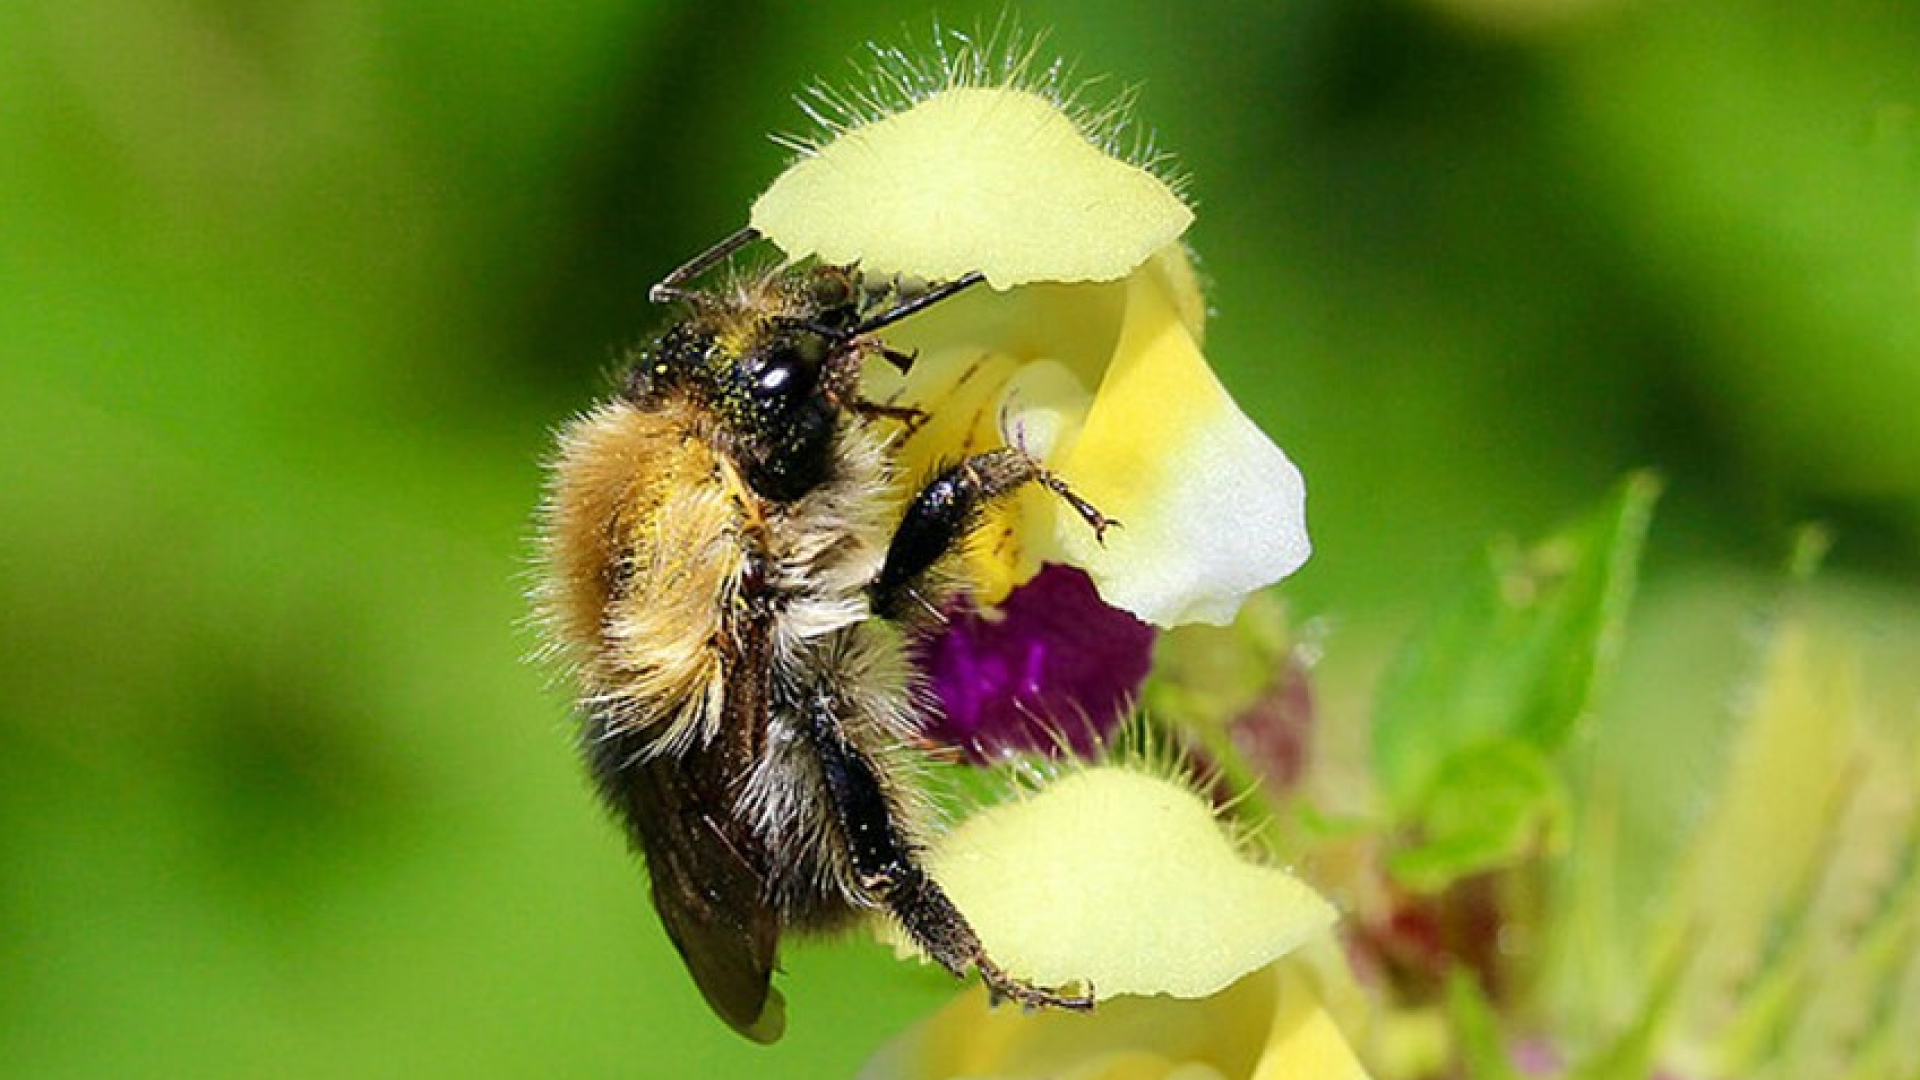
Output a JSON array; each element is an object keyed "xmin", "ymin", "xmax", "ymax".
[
  {"xmin": 1372, "ymin": 473, "xmax": 1660, "ymax": 819},
  {"xmin": 1387, "ymin": 739, "xmax": 1569, "ymax": 893}
]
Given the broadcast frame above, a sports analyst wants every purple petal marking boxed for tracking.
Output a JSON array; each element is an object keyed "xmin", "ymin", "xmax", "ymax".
[{"xmin": 914, "ymin": 564, "xmax": 1157, "ymax": 761}]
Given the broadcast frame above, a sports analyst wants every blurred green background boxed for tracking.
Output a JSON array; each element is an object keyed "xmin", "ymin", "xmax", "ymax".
[{"xmin": 3, "ymin": 0, "xmax": 1916, "ymax": 1076}]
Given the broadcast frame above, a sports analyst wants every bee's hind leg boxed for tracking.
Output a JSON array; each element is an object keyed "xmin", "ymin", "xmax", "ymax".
[{"xmin": 799, "ymin": 691, "xmax": 1093, "ymax": 1012}]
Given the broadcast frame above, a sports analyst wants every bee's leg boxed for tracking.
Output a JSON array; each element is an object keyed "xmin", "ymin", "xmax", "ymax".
[
  {"xmin": 817, "ymin": 367, "xmax": 928, "ymax": 434},
  {"xmin": 816, "ymin": 344, "xmax": 929, "ymax": 434},
  {"xmin": 800, "ymin": 693, "xmax": 1094, "ymax": 1011},
  {"xmin": 845, "ymin": 398, "xmax": 930, "ymax": 436},
  {"xmin": 870, "ymin": 447, "xmax": 1116, "ymax": 620}
]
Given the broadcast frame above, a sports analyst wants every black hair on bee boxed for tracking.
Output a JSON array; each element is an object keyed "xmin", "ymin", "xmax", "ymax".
[{"xmin": 536, "ymin": 226, "xmax": 1110, "ymax": 1042}]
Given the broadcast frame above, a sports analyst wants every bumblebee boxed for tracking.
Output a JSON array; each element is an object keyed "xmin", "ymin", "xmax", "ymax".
[{"xmin": 538, "ymin": 228, "xmax": 1106, "ymax": 1042}]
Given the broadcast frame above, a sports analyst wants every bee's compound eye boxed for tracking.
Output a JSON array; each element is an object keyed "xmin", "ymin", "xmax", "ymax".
[
  {"xmin": 756, "ymin": 359, "xmax": 797, "ymax": 396},
  {"xmin": 749, "ymin": 346, "xmax": 816, "ymax": 408}
]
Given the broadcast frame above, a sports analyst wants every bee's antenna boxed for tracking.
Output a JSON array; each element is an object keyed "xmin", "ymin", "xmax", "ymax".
[
  {"xmin": 651, "ymin": 226, "xmax": 763, "ymax": 304},
  {"xmin": 851, "ymin": 271, "xmax": 986, "ymax": 336}
]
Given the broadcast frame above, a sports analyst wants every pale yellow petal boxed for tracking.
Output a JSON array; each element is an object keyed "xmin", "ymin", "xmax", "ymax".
[
  {"xmin": 1147, "ymin": 243, "xmax": 1209, "ymax": 344},
  {"xmin": 1249, "ymin": 965, "xmax": 1375, "ymax": 1080},
  {"xmin": 752, "ymin": 86, "xmax": 1192, "ymax": 288},
  {"xmin": 861, "ymin": 968, "xmax": 1281, "ymax": 1080},
  {"xmin": 914, "ymin": 767, "xmax": 1336, "ymax": 1001}
]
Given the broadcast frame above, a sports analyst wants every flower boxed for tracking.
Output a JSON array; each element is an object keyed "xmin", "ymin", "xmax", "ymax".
[
  {"xmin": 748, "ymin": 53, "xmax": 1350, "ymax": 1075},
  {"xmin": 864, "ymin": 765, "xmax": 1373, "ymax": 1080},
  {"xmin": 751, "ymin": 75, "xmax": 1310, "ymax": 753}
]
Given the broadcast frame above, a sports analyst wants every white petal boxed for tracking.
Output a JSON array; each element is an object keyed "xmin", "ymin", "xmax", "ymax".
[{"xmin": 1051, "ymin": 268, "xmax": 1311, "ymax": 627}]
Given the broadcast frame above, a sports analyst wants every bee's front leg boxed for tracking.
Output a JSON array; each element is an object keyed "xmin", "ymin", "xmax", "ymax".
[
  {"xmin": 869, "ymin": 447, "xmax": 1115, "ymax": 621},
  {"xmin": 816, "ymin": 339, "xmax": 929, "ymax": 434}
]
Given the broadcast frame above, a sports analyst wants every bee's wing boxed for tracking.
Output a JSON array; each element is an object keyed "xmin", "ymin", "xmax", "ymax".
[
  {"xmin": 587, "ymin": 637, "xmax": 786, "ymax": 1044},
  {"xmin": 627, "ymin": 749, "xmax": 786, "ymax": 1043}
]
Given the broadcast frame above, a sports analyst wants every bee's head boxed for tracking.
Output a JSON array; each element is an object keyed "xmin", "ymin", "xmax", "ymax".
[{"xmin": 640, "ymin": 268, "xmax": 866, "ymax": 503}]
